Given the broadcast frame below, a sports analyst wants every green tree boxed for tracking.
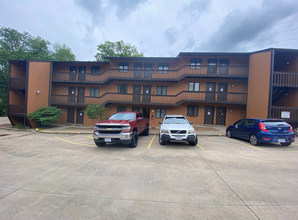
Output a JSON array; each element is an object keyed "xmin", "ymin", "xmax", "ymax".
[
  {"xmin": 51, "ymin": 43, "xmax": 76, "ymax": 61},
  {"xmin": 27, "ymin": 106, "xmax": 63, "ymax": 127},
  {"xmin": 0, "ymin": 27, "xmax": 76, "ymax": 116},
  {"xmin": 95, "ymin": 40, "xmax": 144, "ymax": 61},
  {"xmin": 84, "ymin": 105, "xmax": 109, "ymax": 121}
]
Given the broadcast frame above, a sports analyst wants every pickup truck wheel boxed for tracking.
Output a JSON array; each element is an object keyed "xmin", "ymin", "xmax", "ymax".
[
  {"xmin": 96, "ymin": 142, "xmax": 106, "ymax": 147},
  {"xmin": 143, "ymin": 125, "xmax": 149, "ymax": 136},
  {"xmin": 159, "ymin": 135, "xmax": 166, "ymax": 145},
  {"xmin": 129, "ymin": 131, "xmax": 138, "ymax": 148},
  {"xmin": 189, "ymin": 136, "xmax": 198, "ymax": 146}
]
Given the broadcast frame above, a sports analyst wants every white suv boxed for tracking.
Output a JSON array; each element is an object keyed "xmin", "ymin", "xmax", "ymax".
[{"xmin": 158, "ymin": 115, "xmax": 197, "ymax": 146}]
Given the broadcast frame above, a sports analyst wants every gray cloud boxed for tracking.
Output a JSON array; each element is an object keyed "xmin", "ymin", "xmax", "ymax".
[
  {"xmin": 109, "ymin": 0, "xmax": 148, "ymax": 20},
  {"xmin": 179, "ymin": 0, "xmax": 211, "ymax": 19},
  {"xmin": 194, "ymin": 0, "xmax": 298, "ymax": 51},
  {"xmin": 164, "ymin": 27, "xmax": 180, "ymax": 46}
]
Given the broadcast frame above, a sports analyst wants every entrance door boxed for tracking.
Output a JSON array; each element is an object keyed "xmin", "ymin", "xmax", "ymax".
[
  {"xmin": 143, "ymin": 85, "xmax": 151, "ymax": 103},
  {"xmin": 67, "ymin": 107, "xmax": 75, "ymax": 123},
  {"xmin": 134, "ymin": 63, "xmax": 142, "ymax": 78},
  {"xmin": 76, "ymin": 108, "xmax": 84, "ymax": 124},
  {"xmin": 218, "ymin": 83, "xmax": 227, "ymax": 101},
  {"xmin": 133, "ymin": 85, "xmax": 141, "ymax": 102},
  {"xmin": 69, "ymin": 66, "xmax": 77, "ymax": 81},
  {"xmin": 78, "ymin": 66, "xmax": 86, "ymax": 81},
  {"xmin": 207, "ymin": 59, "xmax": 217, "ymax": 75},
  {"xmin": 216, "ymin": 107, "xmax": 226, "ymax": 125},
  {"xmin": 204, "ymin": 106, "xmax": 214, "ymax": 125},
  {"xmin": 142, "ymin": 107, "xmax": 150, "ymax": 119},
  {"xmin": 68, "ymin": 87, "xmax": 76, "ymax": 103},
  {"xmin": 78, "ymin": 87, "xmax": 85, "ymax": 104},
  {"xmin": 206, "ymin": 83, "xmax": 215, "ymax": 101},
  {"xmin": 219, "ymin": 59, "xmax": 229, "ymax": 75},
  {"xmin": 144, "ymin": 63, "xmax": 152, "ymax": 78}
]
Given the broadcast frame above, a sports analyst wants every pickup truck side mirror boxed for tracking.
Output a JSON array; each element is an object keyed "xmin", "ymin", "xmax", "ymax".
[
  {"xmin": 189, "ymin": 121, "xmax": 193, "ymax": 124},
  {"xmin": 137, "ymin": 117, "xmax": 142, "ymax": 120},
  {"xmin": 159, "ymin": 121, "xmax": 162, "ymax": 124}
]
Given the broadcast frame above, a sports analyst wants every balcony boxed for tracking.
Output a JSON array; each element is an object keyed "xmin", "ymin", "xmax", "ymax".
[
  {"xmin": 52, "ymin": 65, "xmax": 249, "ymax": 84},
  {"xmin": 9, "ymin": 78, "xmax": 26, "ymax": 89},
  {"xmin": 271, "ymin": 106, "xmax": 298, "ymax": 124},
  {"xmin": 51, "ymin": 91, "xmax": 247, "ymax": 106},
  {"xmin": 8, "ymin": 105, "xmax": 25, "ymax": 116},
  {"xmin": 273, "ymin": 72, "xmax": 298, "ymax": 88}
]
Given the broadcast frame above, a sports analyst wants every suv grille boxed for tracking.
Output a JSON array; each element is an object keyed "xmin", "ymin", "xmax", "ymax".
[{"xmin": 170, "ymin": 130, "xmax": 187, "ymax": 134}]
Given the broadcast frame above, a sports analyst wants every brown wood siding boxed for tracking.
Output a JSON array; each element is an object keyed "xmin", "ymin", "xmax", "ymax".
[
  {"xmin": 10, "ymin": 62, "xmax": 26, "ymax": 78},
  {"xmin": 9, "ymin": 90, "xmax": 25, "ymax": 105},
  {"xmin": 27, "ymin": 62, "xmax": 51, "ymax": 114},
  {"xmin": 246, "ymin": 51, "xmax": 271, "ymax": 118},
  {"xmin": 274, "ymin": 88, "xmax": 298, "ymax": 107}
]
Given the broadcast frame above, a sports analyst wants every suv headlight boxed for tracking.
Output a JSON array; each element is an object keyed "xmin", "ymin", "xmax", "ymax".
[
  {"xmin": 188, "ymin": 129, "xmax": 195, "ymax": 134},
  {"xmin": 122, "ymin": 126, "xmax": 131, "ymax": 133},
  {"xmin": 161, "ymin": 129, "xmax": 169, "ymax": 134}
]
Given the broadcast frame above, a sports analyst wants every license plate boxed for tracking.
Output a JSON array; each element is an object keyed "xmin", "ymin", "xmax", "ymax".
[
  {"xmin": 278, "ymin": 139, "xmax": 285, "ymax": 143},
  {"xmin": 175, "ymin": 137, "xmax": 182, "ymax": 140},
  {"xmin": 105, "ymin": 138, "xmax": 111, "ymax": 142}
]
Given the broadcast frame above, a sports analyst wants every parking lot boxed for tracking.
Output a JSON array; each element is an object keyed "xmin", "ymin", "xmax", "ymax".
[{"xmin": 1, "ymin": 130, "xmax": 298, "ymax": 220}]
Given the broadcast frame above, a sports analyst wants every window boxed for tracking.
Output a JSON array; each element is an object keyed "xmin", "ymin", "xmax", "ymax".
[
  {"xmin": 119, "ymin": 62, "xmax": 128, "ymax": 72},
  {"xmin": 91, "ymin": 66, "xmax": 100, "ymax": 75},
  {"xmin": 90, "ymin": 88, "xmax": 99, "ymax": 97},
  {"xmin": 132, "ymin": 107, "xmax": 140, "ymax": 112},
  {"xmin": 187, "ymin": 105, "xmax": 198, "ymax": 116},
  {"xmin": 118, "ymin": 84, "xmax": 127, "ymax": 94},
  {"xmin": 157, "ymin": 86, "xmax": 167, "ymax": 95},
  {"xmin": 189, "ymin": 82, "xmax": 200, "ymax": 91},
  {"xmin": 190, "ymin": 58, "xmax": 201, "ymax": 69},
  {"xmin": 158, "ymin": 63, "xmax": 169, "ymax": 73},
  {"xmin": 156, "ymin": 108, "xmax": 166, "ymax": 118},
  {"xmin": 117, "ymin": 106, "xmax": 127, "ymax": 112}
]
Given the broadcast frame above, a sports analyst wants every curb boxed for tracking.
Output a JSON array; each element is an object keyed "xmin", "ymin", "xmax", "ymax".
[{"xmin": 39, "ymin": 130, "xmax": 93, "ymax": 134}]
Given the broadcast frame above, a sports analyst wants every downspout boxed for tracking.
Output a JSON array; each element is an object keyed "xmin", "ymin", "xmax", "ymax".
[{"xmin": 268, "ymin": 49, "xmax": 275, "ymax": 118}]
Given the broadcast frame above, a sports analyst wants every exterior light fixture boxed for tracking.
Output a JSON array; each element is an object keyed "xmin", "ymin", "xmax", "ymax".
[
  {"xmin": 36, "ymin": 90, "xmax": 40, "ymax": 94},
  {"xmin": 287, "ymin": 62, "xmax": 290, "ymax": 64},
  {"xmin": 233, "ymin": 60, "xmax": 235, "ymax": 62},
  {"xmin": 201, "ymin": 108, "xmax": 203, "ymax": 111},
  {"xmin": 231, "ymin": 84, "xmax": 234, "ymax": 87},
  {"xmin": 230, "ymin": 109, "xmax": 232, "ymax": 112}
]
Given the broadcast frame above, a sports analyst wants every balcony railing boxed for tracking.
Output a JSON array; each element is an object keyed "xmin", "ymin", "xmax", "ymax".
[
  {"xmin": 51, "ymin": 91, "xmax": 247, "ymax": 106},
  {"xmin": 270, "ymin": 106, "xmax": 298, "ymax": 123},
  {"xmin": 8, "ymin": 105, "xmax": 25, "ymax": 115},
  {"xmin": 52, "ymin": 65, "xmax": 249, "ymax": 84},
  {"xmin": 273, "ymin": 72, "xmax": 298, "ymax": 87},
  {"xmin": 9, "ymin": 78, "xmax": 26, "ymax": 89}
]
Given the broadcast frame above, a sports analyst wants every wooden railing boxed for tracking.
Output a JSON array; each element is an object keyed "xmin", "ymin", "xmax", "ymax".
[
  {"xmin": 273, "ymin": 72, "xmax": 298, "ymax": 87},
  {"xmin": 270, "ymin": 106, "xmax": 298, "ymax": 123},
  {"xmin": 51, "ymin": 91, "xmax": 247, "ymax": 106},
  {"xmin": 9, "ymin": 78, "xmax": 26, "ymax": 89},
  {"xmin": 8, "ymin": 105, "xmax": 25, "ymax": 115},
  {"xmin": 52, "ymin": 65, "xmax": 249, "ymax": 84}
]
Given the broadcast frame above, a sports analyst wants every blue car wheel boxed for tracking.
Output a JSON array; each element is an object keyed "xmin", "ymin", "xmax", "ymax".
[{"xmin": 250, "ymin": 134, "xmax": 260, "ymax": 146}]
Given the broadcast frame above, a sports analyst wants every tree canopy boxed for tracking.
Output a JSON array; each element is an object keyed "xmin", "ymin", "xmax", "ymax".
[
  {"xmin": 0, "ymin": 27, "xmax": 76, "ymax": 116},
  {"xmin": 95, "ymin": 40, "xmax": 144, "ymax": 61}
]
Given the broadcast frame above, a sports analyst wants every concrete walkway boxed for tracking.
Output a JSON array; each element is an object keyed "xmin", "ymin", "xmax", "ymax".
[{"xmin": 0, "ymin": 117, "xmax": 10, "ymax": 125}]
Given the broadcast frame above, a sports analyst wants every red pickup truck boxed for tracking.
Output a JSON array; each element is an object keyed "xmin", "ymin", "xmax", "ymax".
[{"xmin": 93, "ymin": 112, "xmax": 149, "ymax": 148}]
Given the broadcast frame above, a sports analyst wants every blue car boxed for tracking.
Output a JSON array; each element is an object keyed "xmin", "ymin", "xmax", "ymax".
[{"xmin": 226, "ymin": 119, "xmax": 295, "ymax": 146}]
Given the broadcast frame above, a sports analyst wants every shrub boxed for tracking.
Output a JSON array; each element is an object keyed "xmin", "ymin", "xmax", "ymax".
[
  {"xmin": 84, "ymin": 105, "xmax": 109, "ymax": 121},
  {"xmin": 27, "ymin": 106, "xmax": 63, "ymax": 127},
  {"xmin": 14, "ymin": 123, "xmax": 23, "ymax": 129}
]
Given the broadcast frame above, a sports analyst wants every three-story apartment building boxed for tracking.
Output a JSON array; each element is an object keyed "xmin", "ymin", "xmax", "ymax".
[{"xmin": 7, "ymin": 48, "xmax": 298, "ymax": 128}]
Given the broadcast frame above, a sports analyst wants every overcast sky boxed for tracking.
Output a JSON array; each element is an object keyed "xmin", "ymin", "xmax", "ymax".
[{"xmin": 1, "ymin": 0, "xmax": 298, "ymax": 61}]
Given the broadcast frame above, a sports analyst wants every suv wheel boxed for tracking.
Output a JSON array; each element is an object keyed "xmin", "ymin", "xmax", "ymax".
[
  {"xmin": 189, "ymin": 136, "xmax": 198, "ymax": 146},
  {"xmin": 159, "ymin": 135, "xmax": 166, "ymax": 145}
]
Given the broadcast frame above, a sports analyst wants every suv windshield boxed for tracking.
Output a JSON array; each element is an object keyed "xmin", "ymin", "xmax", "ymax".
[
  {"xmin": 109, "ymin": 113, "xmax": 135, "ymax": 120},
  {"xmin": 164, "ymin": 117, "xmax": 188, "ymax": 124}
]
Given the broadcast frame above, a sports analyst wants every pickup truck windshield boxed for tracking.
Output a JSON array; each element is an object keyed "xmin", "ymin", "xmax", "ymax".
[
  {"xmin": 164, "ymin": 117, "xmax": 188, "ymax": 124},
  {"xmin": 109, "ymin": 113, "xmax": 135, "ymax": 120}
]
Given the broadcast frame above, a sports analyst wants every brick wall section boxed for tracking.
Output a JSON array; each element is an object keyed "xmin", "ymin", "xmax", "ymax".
[
  {"xmin": 246, "ymin": 51, "xmax": 271, "ymax": 118},
  {"xmin": 27, "ymin": 62, "xmax": 51, "ymax": 123}
]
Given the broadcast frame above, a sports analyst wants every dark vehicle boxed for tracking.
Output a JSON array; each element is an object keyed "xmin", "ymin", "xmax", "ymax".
[
  {"xmin": 226, "ymin": 119, "xmax": 295, "ymax": 146},
  {"xmin": 93, "ymin": 112, "xmax": 149, "ymax": 148}
]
